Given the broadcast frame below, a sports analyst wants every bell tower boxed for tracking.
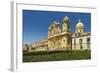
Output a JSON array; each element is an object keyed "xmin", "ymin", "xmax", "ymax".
[
  {"xmin": 62, "ymin": 16, "xmax": 71, "ymax": 32},
  {"xmin": 61, "ymin": 16, "xmax": 72, "ymax": 50}
]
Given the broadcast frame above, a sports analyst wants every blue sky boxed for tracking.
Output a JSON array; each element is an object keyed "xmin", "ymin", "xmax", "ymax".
[{"xmin": 23, "ymin": 10, "xmax": 91, "ymax": 44}]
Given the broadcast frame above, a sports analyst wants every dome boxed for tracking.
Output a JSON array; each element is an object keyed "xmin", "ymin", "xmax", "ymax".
[
  {"xmin": 53, "ymin": 21, "xmax": 60, "ymax": 26},
  {"xmin": 63, "ymin": 16, "xmax": 69, "ymax": 22},
  {"xmin": 76, "ymin": 19, "xmax": 84, "ymax": 28}
]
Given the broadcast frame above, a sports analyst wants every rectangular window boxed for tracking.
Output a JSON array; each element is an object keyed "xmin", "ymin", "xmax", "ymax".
[
  {"xmin": 74, "ymin": 39, "xmax": 76, "ymax": 49},
  {"xmin": 79, "ymin": 39, "xmax": 83, "ymax": 49},
  {"xmin": 87, "ymin": 37, "xmax": 90, "ymax": 49},
  {"xmin": 79, "ymin": 39, "xmax": 82, "ymax": 44}
]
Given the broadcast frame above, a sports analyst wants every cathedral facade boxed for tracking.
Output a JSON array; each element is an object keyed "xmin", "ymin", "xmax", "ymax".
[
  {"xmin": 23, "ymin": 16, "xmax": 90, "ymax": 52},
  {"xmin": 48, "ymin": 16, "xmax": 72, "ymax": 51}
]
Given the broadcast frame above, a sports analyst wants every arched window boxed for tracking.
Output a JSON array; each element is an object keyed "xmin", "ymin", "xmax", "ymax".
[
  {"xmin": 80, "ymin": 30, "xmax": 81, "ymax": 32},
  {"xmin": 87, "ymin": 37, "xmax": 90, "ymax": 44},
  {"xmin": 63, "ymin": 40, "xmax": 65, "ymax": 45}
]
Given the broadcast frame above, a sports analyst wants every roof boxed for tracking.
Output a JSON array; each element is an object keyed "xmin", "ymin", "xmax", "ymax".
[{"xmin": 72, "ymin": 32, "xmax": 91, "ymax": 38}]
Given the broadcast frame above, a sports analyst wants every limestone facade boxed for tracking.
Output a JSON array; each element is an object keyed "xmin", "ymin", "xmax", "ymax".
[{"xmin": 48, "ymin": 16, "xmax": 71, "ymax": 51}]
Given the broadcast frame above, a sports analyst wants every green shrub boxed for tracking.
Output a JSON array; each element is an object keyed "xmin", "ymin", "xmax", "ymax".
[{"xmin": 23, "ymin": 50, "xmax": 91, "ymax": 62}]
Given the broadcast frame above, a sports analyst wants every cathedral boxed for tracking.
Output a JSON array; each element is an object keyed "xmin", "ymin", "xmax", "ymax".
[{"xmin": 23, "ymin": 16, "xmax": 91, "ymax": 52}]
